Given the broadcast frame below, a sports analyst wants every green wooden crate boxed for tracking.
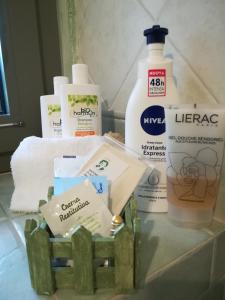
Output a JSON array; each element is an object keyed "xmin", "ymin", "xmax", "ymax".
[{"xmin": 24, "ymin": 188, "xmax": 141, "ymax": 296}]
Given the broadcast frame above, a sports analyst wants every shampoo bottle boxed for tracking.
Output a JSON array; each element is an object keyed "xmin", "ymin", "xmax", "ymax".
[
  {"xmin": 40, "ymin": 76, "xmax": 69, "ymax": 138},
  {"xmin": 125, "ymin": 25, "xmax": 179, "ymax": 212},
  {"xmin": 61, "ymin": 64, "xmax": 102, "ymax": 137}
]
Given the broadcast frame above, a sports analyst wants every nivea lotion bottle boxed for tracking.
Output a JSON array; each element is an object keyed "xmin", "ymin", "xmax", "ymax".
[
  {"xmin": 125, "ymin": 25, "xmax": 179, "ymax": 212},
  {"xmin": 40, "ymin": 76, "xmax": 69, "ymax": 138},
  {"xmin": 61, "ymin": 64, "xmax": 102, "ymax": 137}
]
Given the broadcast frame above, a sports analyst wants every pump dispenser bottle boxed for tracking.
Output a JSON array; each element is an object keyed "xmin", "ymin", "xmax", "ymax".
[
  {"xmin": 40, "ymin": 76, "xmax": 69, "ymax": 138},
  {"xmin": 125, "ymin": 25, "xmax": 179, "ymax": 212},
  {"xmin": 61, "ymin": 64, "xmax": 101, "ymax": 137}
]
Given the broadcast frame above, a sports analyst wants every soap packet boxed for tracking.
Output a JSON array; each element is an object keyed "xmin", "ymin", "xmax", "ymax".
[
  {"xmin": 40, "ymin": 179, "xmax": 112, "ymax": 237},
  {"xmin": 54, "ymin": 156, "xmax": 86, "ymax": 177},
  {"xmin": 54, "ymin": 176, "xmax": 108, "ymax": 206},
  {"xmin": 79, "ymin": 136, "xmax": 149, "ymax": 215}
]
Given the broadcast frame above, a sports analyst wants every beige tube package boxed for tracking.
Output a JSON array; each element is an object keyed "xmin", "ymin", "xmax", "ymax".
[{"xmin": 165, "ymin": 104, "xmax": 225, "ymax": 227}]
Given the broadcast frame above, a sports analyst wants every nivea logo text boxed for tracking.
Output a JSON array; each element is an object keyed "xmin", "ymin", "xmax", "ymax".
[
  {"xmin": 140, "ymin": 105, "xmax": 165, "ymax": 136},
  {"xmin": 144, "ymin": 117, "xmax": 165, "ymax": 124}
]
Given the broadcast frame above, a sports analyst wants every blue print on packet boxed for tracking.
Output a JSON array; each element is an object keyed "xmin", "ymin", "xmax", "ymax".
[{"xmin": 54, "ymin": 176, "xmax": 108, "ymax": 196}]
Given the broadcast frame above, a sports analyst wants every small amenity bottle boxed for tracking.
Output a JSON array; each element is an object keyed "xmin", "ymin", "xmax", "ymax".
[
  {"xmin": 125, "ymin": 25, "xmax": 179, "ymax": 212},
  {"xmin": 40, "ymin": 76, "xmax": 68, "ymax": 138},
  {"xmin": 61, "ymin": 64, "xmax": 102, "ymax": 137}
]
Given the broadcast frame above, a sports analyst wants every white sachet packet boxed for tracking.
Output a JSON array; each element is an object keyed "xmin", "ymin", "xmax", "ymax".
[
  {"xmin": 54, "ymin": 156, "xmax": 87, "ymax": 177},
  {"xmin": 79, "ymin": 142, "xmax": 147, "ymax": 215},
  {"xmin": 40, "ymin": 179, "xmax": 112, "ymax": 237}
]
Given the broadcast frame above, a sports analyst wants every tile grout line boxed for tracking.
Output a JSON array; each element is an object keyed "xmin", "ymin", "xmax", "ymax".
[
  {"xmin": 136, "ymin": 0, "xmax": 156, "ymax": 22},
  {"xmin": 75, "ymin": 1, "xmax": 100, "ymax": 64},
  {"xmin": 146, "ymin": 235, "xmax": 215, "ymax": 283},
  {"xmin": 138, "ymin": 0, "xmax": 220, "ymax": 104},
  {"xmin": 80, "ymin": 42, "xmax": 143, "ymax": 116},
  {"xmin": 0, "ymin": 247, "xmax": 21, "ymax": 262},
  {"xmin": 0, "ymin": 197, "xmax": 21, "ymax": 221},
  {"xmin": 147, "ymin": 221, "xmax": 225, "ymax": 283},
  {"xmin": 183, "ymin": 274, "xmax": 225, "ymax": 300},
  {"xmin": 79, "ymin": 54, "xmax": 109, "ymax": 112},
  {"xmin": 156, "ymin": 0, "xmax": 169, "ymax": 22},
  {"xmin": 0, "ymin": 200, "xmax": 10, "ymax": 221},
  {"xmin": 209, "ymin": 238, "xmax": 217, "ymax": 288},
  {"xmin": 167, "ymin": 36, "xmax": 219, "ymax": 104},
  {"xmin": 213, "ymin": 216, "xmax": 225, "ymax": 225},
  {"xmin": 66, "ymin": 0, "xmax": 76, "ymax": 63},
  {"xmin": 102, "ymin": 112, "xmax": 125, "ymax": 120},
  {"xmin": 202, "ymin": 221, "xmax": 225, "ymax": 237},
  {"xmin": 109, "ymin": 42, "xmax": 146, "ymax": 111},
  {"xmin": 77, "ymin": 0, "xmax": 154, "ymax": 113},
  {"xmin": 0, "ymin": 217, "xmax": 25, "ymax": 253},
  {"xmin": 107, "ymin": 0, "xmax": 156, "ymax": 111},
  {"xmin": 80, "ymin": 47, "xmax": 144, "ymax": 114},
  {"xmin": 7, "ymin": 218, "xmax": 26, "ymax": 250},
  {"xmin": 77, "ymin": 1, "xmax": 153, "ymax": 114},
  {"xmin": 0, "ymin": 190, "xmax": 27, "ymax": 249}
]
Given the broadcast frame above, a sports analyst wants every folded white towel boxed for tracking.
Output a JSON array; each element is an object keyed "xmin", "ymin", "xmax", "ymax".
[{"xmin": 10, "ymin": 136, "xmax": 104, "ymax": 212}]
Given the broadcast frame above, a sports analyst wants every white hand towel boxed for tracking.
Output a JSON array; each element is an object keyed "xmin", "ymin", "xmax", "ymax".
[{"xmin": 10, "ymin": 135, "xmax": 103, "ymax": 212}]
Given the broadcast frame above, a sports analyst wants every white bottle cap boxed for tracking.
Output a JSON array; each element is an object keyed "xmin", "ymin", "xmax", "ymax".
[
  {"xmin": 53, "ymin": 76, "xmax": 69, "ymax": 96},
  {"xmin": 72, "ymin": 64, "xmax": 89, "ymax": 85}
]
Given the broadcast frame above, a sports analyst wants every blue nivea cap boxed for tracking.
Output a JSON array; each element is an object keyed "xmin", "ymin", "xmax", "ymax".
[{"xmin": 144, "ymin": 25, "xmax": 168, "ymax": 44}]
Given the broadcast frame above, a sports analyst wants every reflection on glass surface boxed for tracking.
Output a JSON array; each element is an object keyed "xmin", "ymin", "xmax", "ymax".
[{"xmin": 0, "ymin": 40, "xmax": 9, "ymax": 115}]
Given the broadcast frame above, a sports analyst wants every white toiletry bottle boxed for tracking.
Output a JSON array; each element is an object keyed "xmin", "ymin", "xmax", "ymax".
[
  {"xmin": 125, "ymin": 25, "xmax": 179, "ymax": 212},
  {"xmin": 61, "ymin": 64, "xmax": 102, "ymax": 137},
  {"xmin": 40, "ymin": 76, "xmax": 69, "ymax": 138}
]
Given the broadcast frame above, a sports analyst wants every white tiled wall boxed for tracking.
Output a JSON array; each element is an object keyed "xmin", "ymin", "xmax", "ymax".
[
  {"xmin": 58, "ymin": 0, "xmax": 225, "ymax": 116},
  {"xmin": 57, "ymin": 0, "xmax": 225, "ymax": 219},
  {"xmin": 74, "ymin": 0, "xmax": 225, "ymax": 114}
]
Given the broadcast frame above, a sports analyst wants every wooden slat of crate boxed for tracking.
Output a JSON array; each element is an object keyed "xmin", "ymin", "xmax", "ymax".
[
  {"xmin": 95, "ymin": 267, "xmax": 115, "ymax": 289},
  {"xmin": 133, "ymin": 217, "xmax": 141, "ymax": 288},
  {"xmin": 129, "ymin": 195, "xmax": 137, "ymax": 219},
  {"xmin": 124, "ymin": 202, "xmax": 133, "ymax": 230},
  {"xmin": 51, "ymin": 238, "xmax": 72, "ymax": 258},
  {"xmin": 24, "ymin": 219, "xmax": 38, "ymax": 289},
  {"xmin": 72, "ymin": 226, "xmax": 94, "ymax": 294},
  {"xmin": 30, "ymin": 227, "xmax": 56, "ymax": 295},
  {"xmin": 54, "ymin": 267, "xmax": 74, "ymax": 289},
  {"xmin": 25, "ymin": 195, "xmax": 138, "ymax": 295},
  {"xmin": 94, "ymin": 237, "xmax": 114, "ymax": 258},
  {"xmin": 115, "ymin": 225, "xmax": 134, "ymax": 292},
  {"xmin": 48, "ymin": 186, "xmax": 54, "ymax": 200}
]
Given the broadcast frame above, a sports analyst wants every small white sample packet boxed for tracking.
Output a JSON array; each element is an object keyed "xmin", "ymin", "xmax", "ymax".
[
  {"xmin": 79, "ymin": 142, "xmax": 148, "ymax": 215},
  {"xmin": 40, "ymin": 179, "xmax": 112, "ymax": 237},
  {"xmin": 54, "ymin": 156, "xmax": 86, "ymax": 178}
]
